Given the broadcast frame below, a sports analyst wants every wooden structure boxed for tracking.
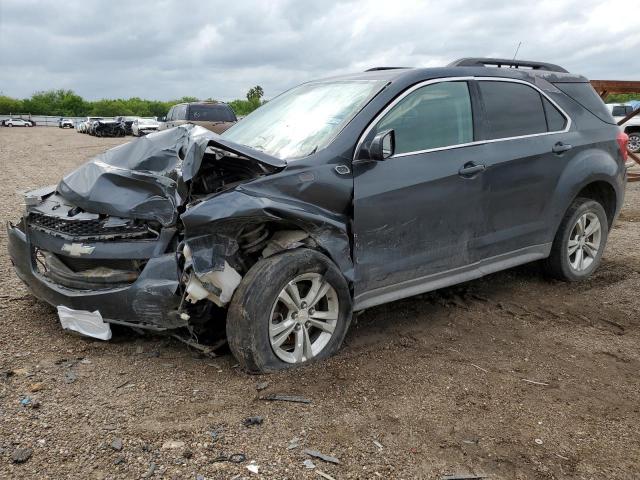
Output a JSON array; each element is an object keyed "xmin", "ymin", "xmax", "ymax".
[{"xmin": 591, "ymin": 80, "xmax": 640, "ymax": 182}]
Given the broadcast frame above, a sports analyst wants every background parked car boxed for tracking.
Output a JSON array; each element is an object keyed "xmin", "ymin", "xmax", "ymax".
[
  {"xmin": 607, "ymin": 103, "xmax": 640, "ymax": 153},
  {"xmin": 115, "ymin": 116, "xmax": 138, "ymax": 135},
  {"xmin": 131, "ymin": 117, "xmax": 160, "ymax": 136},
  {"xmin": 77, "ymin": 117, "xmax": 104, "ymax": 133},
  {"xmin": 5, "ymin": 118, "xmax": 33, "ymax": 127},
  {"xmin": 160, "ymin": 101, "xmax": 237, "ymax": 133},
  {"xmin": 58, "ymin": 118, "xmax": 75, "ymax": 129}
]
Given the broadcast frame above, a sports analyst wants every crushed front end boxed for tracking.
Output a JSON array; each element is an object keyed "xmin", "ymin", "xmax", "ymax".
[
  {"xmin": 7, "ymin": 189, "xmax": 184, "ymax": 331},
  {"xmin": 6, "ymin": 125, "xmax": 293, "ymax": 338}
]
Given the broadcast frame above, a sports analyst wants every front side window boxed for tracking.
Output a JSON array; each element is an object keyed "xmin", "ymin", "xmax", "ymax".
[
  {"xmin": 222, "ymin": 80, "xmax": 384, "ymax": 160},
  {"xmin": 479, "ymin": 81, "xmax": 549, "ymax": 139},
  {"xmin": 372, "ymin": 81, "xmax": 474, "ymax": 155}
]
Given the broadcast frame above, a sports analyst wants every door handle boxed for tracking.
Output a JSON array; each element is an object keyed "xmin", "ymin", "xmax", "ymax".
[
  {"xmin": 552, "ymin": 142, "xmax": 573, "ymax": 154},
  {"xmin": 458, "ymin": 162, "xmax": 486, "ymax": 177}
]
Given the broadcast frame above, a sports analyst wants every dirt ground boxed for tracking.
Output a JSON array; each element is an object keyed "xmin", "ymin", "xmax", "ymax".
[{"xmin": 0, "ymin": 127, "xmax": 638, "ymax": 480}]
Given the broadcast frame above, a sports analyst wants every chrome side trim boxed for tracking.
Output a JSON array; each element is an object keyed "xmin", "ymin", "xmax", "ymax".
[
  {"xmin": 353, "ymin": 76, "xmax": 572, "ymax": 161},
  {"xmin": 353, "ymin": 243, "xmax": 552, "ymax": 311}
]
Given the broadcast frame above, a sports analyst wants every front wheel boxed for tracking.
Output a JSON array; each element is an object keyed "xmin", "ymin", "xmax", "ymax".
[
  {"xmin": 543, "ymin": 197, "xmax": 608, "ymax": 281},
  {"xmin": 227, "ymin": 248, "xmax": 352, "ymax": 373}
]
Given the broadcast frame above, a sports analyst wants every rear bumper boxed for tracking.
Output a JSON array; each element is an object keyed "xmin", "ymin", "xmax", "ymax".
[{"xmin": 7, "ymin": 221, "xmax": 185, "ymax": 330}]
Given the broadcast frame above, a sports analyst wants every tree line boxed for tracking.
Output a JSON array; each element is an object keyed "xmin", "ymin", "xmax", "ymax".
[{"xmin": 0, "ymin": 86, "xmax": 266, "ymax": 118}]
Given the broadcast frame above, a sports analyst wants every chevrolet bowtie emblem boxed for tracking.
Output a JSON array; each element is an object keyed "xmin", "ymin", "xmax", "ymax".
[{"xmin": 61, "ymin": 243, "xmax": 95, "ymax": 257}]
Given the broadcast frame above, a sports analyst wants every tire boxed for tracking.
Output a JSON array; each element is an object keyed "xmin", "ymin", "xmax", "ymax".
[
  {"xmin": 627, "ymin": 132, "xmax": 640, "ymax": 153},
  {"xmin": 8, "ymin": 124, "xmax": 12, "ymax": 127},
  {"xmin": 543, "ymin": 197, "xmax": 608, "ymax": 281},
  {"xmin": 227, "ymin": 248, "xmax": 352, "ymax": 373}
]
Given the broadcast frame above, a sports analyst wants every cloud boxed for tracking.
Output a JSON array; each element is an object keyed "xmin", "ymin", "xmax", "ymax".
[{"xmin": 0, "ymin": 0, "xmax": 638, "ymax": 101}]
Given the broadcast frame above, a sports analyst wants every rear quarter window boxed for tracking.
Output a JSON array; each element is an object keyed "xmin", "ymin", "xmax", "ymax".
[
  {"xmin": 553, "ymin": 82, "xmax": 616, "ymax": 124},
  {"xmin": 479, "ymin": 81, "xmax": 548, "ymax": 139}
]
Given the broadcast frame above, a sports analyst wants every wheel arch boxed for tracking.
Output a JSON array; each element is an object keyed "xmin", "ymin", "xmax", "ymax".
[{"xmin": 549, "ymin": 147, "xmax": 625, "ymax": 238}]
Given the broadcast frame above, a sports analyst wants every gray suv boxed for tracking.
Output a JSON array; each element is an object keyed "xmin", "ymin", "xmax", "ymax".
[{"xmin": 7, "ymin": 58, "xmax": 627, "ymax": 372}]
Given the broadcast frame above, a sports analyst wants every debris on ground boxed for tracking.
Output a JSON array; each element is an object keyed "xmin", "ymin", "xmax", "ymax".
[
  {"xmin": 246, "ymin": 462, "xmax": 260, "ymax": 474},
  {"xmin": 522, "ymin": 379, "xmax": 549, "ymax": 386},
  {"xmin": 316, "ymin": 471, "xmax": 337, "ymax": 480},
  {"xmin": 287, "ymin": 437, "xmax": 300, "ymax": 450},
  {"xmin": 28, "ymin": 382, "xmax": 44, "ymax": 392},
  {"xmin": 303, "ymin": 459, "xmax": 316, "ymax": 469},
  {"xmin": 243, "ymin": 416, "xmax": 264, "ymax": 427},
  {"xmin": 304, "ymin": 449, "xmax": 340, "ymax": 464},
  {"xmin": 441, "ymin": 475, "xmax": 487, "ymax": 480},
  {"xmin": 255, "ymin": 381, "xmax": 269, "ymax": 391},
  {"xmin": 64, "ymin": 370, "xmax": 78, "ymax": 384},
  {"xmin": 535, "ymin": 438, "xmax": 544, "ymax": 445},
  {"xmin": 111, "ymin": 438, "xmax": 123, "ymax": 451},
  {"xmin": 373, "ymin": 439, "xmax": 383, "ymax": 450},
  {"xmin": 12, "ymin": 447, "xmax": 33, "ymax": 463},
  {"xmin": 161, "ymin": 440, "xmax": 185, "ymax": 450},
  {"xmin": 141, "ymin": 462, "xmax": 156, "ymax": 478},
  {"xmin": 260, "ymin": 394, "xmax": 312, "ymax": 404},
  {"xmin": 212, "ymin": 453, "xmax": 246, "ymax": 464}
]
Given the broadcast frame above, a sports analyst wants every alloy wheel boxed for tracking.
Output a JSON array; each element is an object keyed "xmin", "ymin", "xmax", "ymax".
[
  {"xmin": 567, "ymin": 212, "xmax": 602, "ymax": 272},
  {"xmin": 269, "ymin": 273, "xmax": 339, "ymax": 364}
]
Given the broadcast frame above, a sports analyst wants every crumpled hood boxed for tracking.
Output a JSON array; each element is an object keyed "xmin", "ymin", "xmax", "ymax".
[{"xmin": 57, "ymin": 124, "xmax": 286, "ymax": 226}]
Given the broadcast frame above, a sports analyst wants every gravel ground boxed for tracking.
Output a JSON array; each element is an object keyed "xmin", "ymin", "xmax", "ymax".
[{"xmin": 0, "ymin": 127, "xmax": 639, "ymax": 480}]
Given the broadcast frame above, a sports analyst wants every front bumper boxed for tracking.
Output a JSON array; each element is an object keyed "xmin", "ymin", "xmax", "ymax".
[{"xmin": 7, "ymin": 221, "xmax": 185, "ymax": 330}]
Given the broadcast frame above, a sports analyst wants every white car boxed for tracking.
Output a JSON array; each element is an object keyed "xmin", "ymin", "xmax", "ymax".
[
  {"xmin": 606, "ymin": 103, "xmax": 640, "ymax": 153},
  {"xmin": 77, "ymin": 117, "xmax": 104, "ymax": 134},
  {"xmin": 5, "ymin": 118, "xmax": 33, "ymax": 127},
  {"xmin": 59, "ymin": 118, "xmax": 75, "ymax": 129},
  {"xmin": 131, "ymin": 117, "xmax": 160, "ymax": 136}
]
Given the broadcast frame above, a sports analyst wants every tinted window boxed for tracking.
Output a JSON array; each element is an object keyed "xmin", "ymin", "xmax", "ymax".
[
  {"xmin": 188, "ymin": 104, "xmax": 236, "ymax": 122},
  {"xmin": 166, "ymin": 107, "xmax": 174, "ymax": 121},
  {"xmin": 374, "ymin": 81, "xmax": 473, "ymax": 154},
  {"xmin": 479, "ymin": 81, "xmax": 547, "ymax": 139},
  {"xmin": 611, "ymin": 105, "xmax": 632, "ymax": 117},
  {"xmin": 174, "ymin": 104, "xmax": 188, "ymax": 120},
  {"xmin": 542, "ymin": 97, "xmax": 567, "ymax": 131},
  {"xmin": 553, "ymin": 82, "xmax": 616, "ymax": 124}
]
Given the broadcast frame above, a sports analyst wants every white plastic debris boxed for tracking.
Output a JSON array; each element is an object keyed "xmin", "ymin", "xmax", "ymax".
[
  {"xmin": 57, "ymin": 306, "xmax": 112, "ymax": 340},
  {"xmin": 247, "ymin": 462, "xmax": 260, "ymax": 474},
  {"xmin": 185, "ymin": 261, "xmax": 242, "ymax": 307}
]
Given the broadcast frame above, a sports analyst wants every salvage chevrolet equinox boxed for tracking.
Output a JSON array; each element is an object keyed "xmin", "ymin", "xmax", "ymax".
[{"xmin": 8, "ymin": 58, "xmax": 628, "ymax": 372}]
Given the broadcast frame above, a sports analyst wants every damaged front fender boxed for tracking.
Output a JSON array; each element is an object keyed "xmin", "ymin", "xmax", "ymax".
[{"xmin": 181, "ymin": 187, "xmax": 354, "ymax": 282}]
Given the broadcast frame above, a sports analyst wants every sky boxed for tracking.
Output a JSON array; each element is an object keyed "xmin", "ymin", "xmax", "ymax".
[{"xmin": 0, "ymin": 0, "xmax": 638, "ymax": 101}]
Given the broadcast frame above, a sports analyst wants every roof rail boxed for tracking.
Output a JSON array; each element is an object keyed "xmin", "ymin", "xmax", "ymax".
[
  {"xmin": 365, "ymin": 67, "xmax": 410, "ymax": 72},
  {"xmin": 448, "ymin": 57, "xmax": 568, "ymax": 73}
]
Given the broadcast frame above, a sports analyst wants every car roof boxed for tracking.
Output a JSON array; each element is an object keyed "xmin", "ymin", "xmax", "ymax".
[{"xmin": 314, "ymin": 63, "xmax": 588, "ymax": 86}]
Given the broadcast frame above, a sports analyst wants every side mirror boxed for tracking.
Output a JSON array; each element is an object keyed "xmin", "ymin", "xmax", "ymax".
[{"xmin": 369, "ymin": 129, "xmax": 395, "ymax": 161}]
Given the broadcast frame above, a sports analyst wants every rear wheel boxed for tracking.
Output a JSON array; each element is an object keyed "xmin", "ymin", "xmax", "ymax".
[
  {"xmin": 627, "ymin": 132, "xmax": 640, "ymax": 153},
  {"xmin": 543, "ymin": 197, "xmax": 608, "ymax": 281},
  {"xmin": 227, "ymin": 249, "xmax": 352, "ymax": 373}
]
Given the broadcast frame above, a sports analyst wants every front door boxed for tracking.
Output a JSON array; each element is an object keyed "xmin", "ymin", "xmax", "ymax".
[{"xmin": 353, "ymin": 80, "xmax": 487, "ymax": 307}]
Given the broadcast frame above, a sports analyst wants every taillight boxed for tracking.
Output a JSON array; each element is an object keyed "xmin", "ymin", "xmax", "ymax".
[{"xmin": 617, "ymin": 131, "xmax": 629, "ymax": 162}]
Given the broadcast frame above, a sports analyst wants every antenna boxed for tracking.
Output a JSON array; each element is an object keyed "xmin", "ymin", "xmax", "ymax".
[{"xmin": 511, "ymin": 41, "xmax": 522, "ymax": 64}]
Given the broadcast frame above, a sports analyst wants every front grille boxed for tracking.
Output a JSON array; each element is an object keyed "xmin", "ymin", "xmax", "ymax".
[{"xmin": 28, "ymin": 213, "xmax": 153, "ymax": 240}]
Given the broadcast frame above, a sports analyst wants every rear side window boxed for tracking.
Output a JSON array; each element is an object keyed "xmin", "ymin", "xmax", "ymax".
[
  {"xmin": 374, "ymin": 81, "xmax": 473, "ymax": 154},
  {"xmin": 188, "ymin": 104, "xmax": 236, "ymax": 122},
  {"xmin": 542, "ymin": 97, "xmax": 567, "ymax": 131},
  {"xmin": 479, "ymin": 81, "xmax": 548, "ymax": 139},
  {"xmin": 553, "ymin": 82, "xmax": 616, "ymax": 124}
]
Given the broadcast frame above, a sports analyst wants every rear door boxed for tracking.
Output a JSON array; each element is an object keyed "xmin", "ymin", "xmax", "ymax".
[
  {"xmin": 472, "ymin": 79, "xmax": 572, "ymax": 260},
  {"xmin": 353, "ymin": 80, "xmax": 489, "ymax": 304}
]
